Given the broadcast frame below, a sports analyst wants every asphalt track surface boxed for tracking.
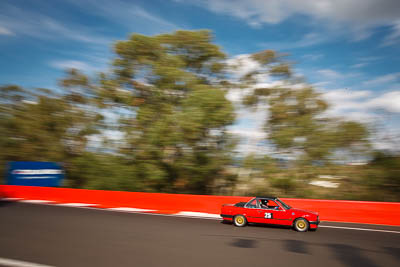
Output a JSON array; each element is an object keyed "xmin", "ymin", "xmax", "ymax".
[{"xmin": 0, "ymin": 202, "xmax": 400, "ymax": 267}]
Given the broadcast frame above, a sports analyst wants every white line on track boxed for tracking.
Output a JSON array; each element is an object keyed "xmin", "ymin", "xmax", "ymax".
[
  {"xmin": 108, "ymin": 207, "xmax": 155, "ymax": 212},
  {"xmin": 102, "ymin": 208, "xmax": 222, "ymax": 220},
  {"xmin": 319, "ymin": 225, "xmax": 400, "ymax": 234},
  {"xmin": 175, "ymin": 211, "xmax": 221, "ymax": 219},
  {"xmin": 0, "ymin": 257, "xmax": 55, "ymax": 267},
  {"xmin": 322, "ymin": 220, "xmax": 400, "ymax": 227},
  {"xmin": 56, "ymin": 203, "xmax": 98, "ymax": 207}
]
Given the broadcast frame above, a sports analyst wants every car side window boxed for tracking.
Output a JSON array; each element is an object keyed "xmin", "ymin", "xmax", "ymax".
[
  {"xmin": 246, "ymin": 199, "xmax": 258, "ymax": 208},
  {"xmin": 260, "ymin": 200, "xmax": 280, "ymax": 210},
  {"xmin": 268, "ymin": 200, "xmax": 280, "ymax": 210}
]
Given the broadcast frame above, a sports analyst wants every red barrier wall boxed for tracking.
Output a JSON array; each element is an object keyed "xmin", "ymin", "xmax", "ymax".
[{"xmin": 1, "ymin": 185, "xmax": 400, "ymax": 226}]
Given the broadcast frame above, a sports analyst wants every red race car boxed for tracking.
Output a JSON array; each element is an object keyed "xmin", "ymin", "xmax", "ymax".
[{"xmin": 220, "ymin": 196, "xmax": 319, "ymax": 232}]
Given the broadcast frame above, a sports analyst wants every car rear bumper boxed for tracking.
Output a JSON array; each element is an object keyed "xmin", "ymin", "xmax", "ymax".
[{"xmin": 220, "ymin": 214, "xmax": 233, "ymax": 220}]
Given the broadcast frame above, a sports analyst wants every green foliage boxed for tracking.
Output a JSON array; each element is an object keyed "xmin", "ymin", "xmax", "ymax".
[
  {"xmin": 232, "ymin": 47, "xmax": 378, "ymax": 199},
  {"xmin": 363, "ymin": 153, "xmax": 400, "ymax": 201},
  {"xmin": 240, "ymin": 53, "xmax": 370, "ymax": 164},
  {"xmin": 66, "ymin": 153, "xmax": 141, "ymax": 191},
  {"xmin": 251, "ymin": 50, "xmax": 276, "ymax": 65},
  {"xmin": 270, "ymin": 177, "xmax": 296, "ymax": 195},
  {"xmin": 99, "ymin": 30, "xmax": 236, "ymax": 194}
]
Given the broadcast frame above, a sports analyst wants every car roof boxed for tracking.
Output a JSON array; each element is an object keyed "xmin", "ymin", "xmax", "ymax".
[{"xmin": 255, "ymin": 196, "xmax": 277, "ymax": 200}]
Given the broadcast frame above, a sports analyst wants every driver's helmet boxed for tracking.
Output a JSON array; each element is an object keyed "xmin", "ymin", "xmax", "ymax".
[{"xmin": 260, "ymin": 199, "xmax": 269, "ymax": 207}]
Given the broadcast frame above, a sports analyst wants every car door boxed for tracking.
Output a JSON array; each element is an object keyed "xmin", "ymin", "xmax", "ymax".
[
  {"xmin": 244, "ymin": 199, "xmax": 266, "ymax": 223},
  {"xmin": 258, "ymin": 199, "xmax": 286, "ymax": 225},
  {"xmin": 268, "ymin": 200, "xmax": 292, "ymax": 226}
]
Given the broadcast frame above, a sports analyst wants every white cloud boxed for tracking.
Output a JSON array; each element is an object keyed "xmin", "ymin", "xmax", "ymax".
[
  {"xmin": 323, "ymin": 89, "xmax": 371, "ymax": 101},
  {"xmin": 196, "ymin": 0, "xmax": 400, "ymax": 25},
  {"xmin": 226, "ymin": 54, "xmax": 260, "ymax": 80},
  {"xmin": 318, "ymin": 87, "xmax": 400, "ymax": 151},
  {"xmin": 320, "ymin": 87, "xmax": 400, "ymax": 128},
  {"xmin": 382, "ymin": 20, "xmax": 400, "ymax": 46},
  {"xmin": 49, "ymin": 60, "xmax": 100, "ymax": 72},
  {"xmin": 359, "ymin": 56, "xmax": 382, "ymax": 62},
  {"xmin": 229, "ymin": 123, "xmax": 273, "ymax": 155},
  {"xmin": 226, "ymin": 54, "xmax": 291, "ymax": 89},
  {"xmin": 315, "ymin": 68, "xmax": 362, "ymax": 82},
  {"xmin": 0, "ymin": 4, "xmax": 108, "ymax": 44},
  {"xmin": 321, "ymin": 89, "xmax": 376, "ymax": 122},
  {"xmin": 260, "ymin": 32, "xmax": 330, "ymax": 50},
  {"xmin": 362, "ymin": 72, "xmax": 400, "ymax": 86},
  {"xmin": 0, "ymin": 0, "xmax": 180, "ymax": 45},
  {"xmin": 366, "ymin": 91, "xmax": 400, "ymax": 113},
  {"xmin": 302, "ymin": 53, "xmax": 324, "ymax": 61},
  {"xmin": 226, "ymin": 76, "xmax": 271, "ymax": 155},
  {"xmin": 187, "ymin": 0, "xmax": 400, "ymax": 41},
  {"xmin": 317, "ymin": 69, "xmax": 343, "ymax": 79},
  {"xmin": 350, "ymin": 56, "xmax": 382, "ymax": 69},
  {"xmin": 226, "ymin": 89, "xmax": 246, "ymax": 103},
  {"xmin": 65, "ymin": 0, "xmax": 180, "ymax": 33},
  {"xmin": 372, "ymin": 130, "xmax": 400, "ymax": 152},
  {"xmin": 351, "ymin": 63, "xmax": 367, "ymax": 68},
  {"xmin": 0, "ymin": 26, "xmax": 14, "ymax": 35},
  {"xmin": 312, "ymin": 81, "xmax": 331, "ymax": 88},
  {"xmin": 130, "ymin": 6, "xmax": 179, "ymax": 30}
]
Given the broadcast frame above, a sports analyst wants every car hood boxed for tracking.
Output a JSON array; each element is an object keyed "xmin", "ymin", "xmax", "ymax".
[{"xmin": 289, "ymin": 208, "xmax": 318, "ymax": 216}]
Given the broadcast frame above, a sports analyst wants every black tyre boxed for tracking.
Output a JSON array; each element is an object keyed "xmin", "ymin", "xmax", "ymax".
[
  {"xmin": 293, "ymin": 218, "xmax": 309, "ymax": 232},
  {"xmin": 233, "ymin": 215, "xmax": 247, "ymax": 227}
]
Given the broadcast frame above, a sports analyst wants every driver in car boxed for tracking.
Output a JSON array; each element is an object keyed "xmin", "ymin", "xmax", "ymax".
[
  {"xmin": 260, "ymin": 199, "xmax": 269, "ymax": 209},
  {"xmin": 260, "ymin": 199, "xmax": 279, "ymax": 210}
]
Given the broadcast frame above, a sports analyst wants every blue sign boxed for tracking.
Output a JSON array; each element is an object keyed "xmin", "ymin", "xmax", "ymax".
[{"xmin": 7, "ymin": 161, "xmax": 65, "ymax": 187}]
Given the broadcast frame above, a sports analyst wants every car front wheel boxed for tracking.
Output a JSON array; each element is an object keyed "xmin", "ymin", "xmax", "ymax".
[
  {"xmin": 293, "ymin": 218, "xmax": 309, "ymax": 232},
  {"xmin": 233, "ymin": 215, "xmax": 247, "ymax": 227}
]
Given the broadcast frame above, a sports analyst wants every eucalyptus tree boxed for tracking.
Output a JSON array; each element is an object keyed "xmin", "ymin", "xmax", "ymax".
[{"xmin": 95, "ymin": 30, "xmax": 236, "ymax": 193}]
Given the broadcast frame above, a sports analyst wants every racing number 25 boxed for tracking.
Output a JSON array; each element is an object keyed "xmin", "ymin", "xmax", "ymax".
[{"xmin": 264, "ymin": 213, "xmax": 272, "ymax": 219}]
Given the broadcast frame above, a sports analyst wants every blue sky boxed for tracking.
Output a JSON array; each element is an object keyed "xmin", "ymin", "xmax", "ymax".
[{"xmin": 1, "ymin": 0, "xmax": 400, "ymax": 152}]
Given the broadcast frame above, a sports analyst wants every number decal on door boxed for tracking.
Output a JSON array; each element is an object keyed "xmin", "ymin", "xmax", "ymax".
[{"xmin": 264, "ymin": 213, "xmax": 273, "ymax": 219}]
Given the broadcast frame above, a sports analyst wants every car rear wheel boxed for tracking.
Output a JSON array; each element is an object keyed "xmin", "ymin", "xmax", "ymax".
[
  {"xmin": 233, "ymin": 215, "xmax": 247, "ymax": 227},
  {"xmin": 293, "ymin": 218, "xmax": 309, "ymax": 232}
]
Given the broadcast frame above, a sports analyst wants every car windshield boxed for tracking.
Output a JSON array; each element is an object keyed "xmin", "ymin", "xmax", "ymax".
[{"xmin": 276, "ymin": 198, "xmax": 291, "ymax": 209}]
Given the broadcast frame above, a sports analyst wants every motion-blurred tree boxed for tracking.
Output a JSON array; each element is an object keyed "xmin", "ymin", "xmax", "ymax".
[
  {"xmin": 235, "ymin": 50, "xmax": 371, "ymax": 197},
  {"xmin": 93, "ymin": 30, "xmax": 236, "ymax": 193},
  {"xmin": 239, "ymin": 50, "xmax": 370, "ymax": 164},
  {"xmin": 364, "ymin": 152, "xmax": 400, "ymax": 201},
  {"xmin": 0, "ymin": 82, "xmax": 103, "ymax": 185},
  {"xmin": 0, "ymin": 85, "xmax": 29, "ymax": 182}
]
